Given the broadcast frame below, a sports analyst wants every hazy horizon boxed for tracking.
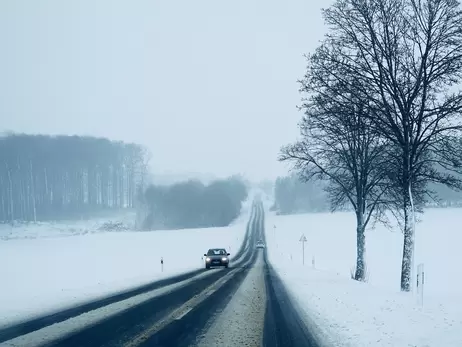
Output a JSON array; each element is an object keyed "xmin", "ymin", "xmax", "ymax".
[{"xmin": 0, "ymin": 0, "xmax": 330, "ymax": 182}]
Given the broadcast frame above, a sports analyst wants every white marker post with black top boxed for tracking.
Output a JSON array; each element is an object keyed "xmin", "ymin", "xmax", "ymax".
[{"xmin": 300, "ymin": 234, "xmax": 307, "ymax": 265}]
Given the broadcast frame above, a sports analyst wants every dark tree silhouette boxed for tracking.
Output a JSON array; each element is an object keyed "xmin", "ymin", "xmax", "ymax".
[
  {"xmin": 280, "ymin": 69, "xmax": 391, "ymax": 281},
  {"xmin": 305, "ymin": 0, "xmax": 462, "ymax": 291},
  {"xmin": 143, "ymin": 176, "xmax": 248, "ymax": 230}
]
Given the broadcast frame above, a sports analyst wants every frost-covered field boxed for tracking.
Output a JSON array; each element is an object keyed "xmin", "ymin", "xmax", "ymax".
[
  {"xmin": 265, "ymin": 209, "xmax": 462, "ymax": 347},
  {"xmin": 0, "ymin": 202, "xmax": 251, "ymax": 328},
  {"xmin": 0, "ymin": 210, "xmax": 137, "ymax": 240}
]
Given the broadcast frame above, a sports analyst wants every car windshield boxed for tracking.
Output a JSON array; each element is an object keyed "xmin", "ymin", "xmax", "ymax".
[{"xmin": 207, "ymin": 249, "xmax": 226, "ymax": 256}]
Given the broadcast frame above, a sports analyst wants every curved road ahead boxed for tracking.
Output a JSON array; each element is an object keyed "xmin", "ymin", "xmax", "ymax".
[{"xmin": 1, "ymin": 200, "xmax": 321, "ymax": 347}]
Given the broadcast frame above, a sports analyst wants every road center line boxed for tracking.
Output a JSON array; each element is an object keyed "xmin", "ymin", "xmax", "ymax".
[{"xmin": 124, "ymin": 265, "xmax": 246, "ymax": 347}]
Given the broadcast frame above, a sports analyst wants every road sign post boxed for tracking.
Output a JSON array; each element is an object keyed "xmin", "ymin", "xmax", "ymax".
[{"xmin": 299, "ymin": 234, "xmax": 307, "ymax": 265}]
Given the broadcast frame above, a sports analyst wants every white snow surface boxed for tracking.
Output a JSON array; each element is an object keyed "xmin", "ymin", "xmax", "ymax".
[
  {"xmin": 265, "ymin": 208, "xmax": 462, "ymax": 347},
  {"xmin": 0, "ymin": 200, "xmax": 252, "ymax": 328},
  {"xmin": 0, "ymin": 210, "xmax": 137, "ymax": 240}
]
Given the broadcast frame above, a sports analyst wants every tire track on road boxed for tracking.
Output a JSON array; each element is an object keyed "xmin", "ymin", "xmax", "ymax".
[
  {"xmin": 193, "ymin": 250, "xmax": 267, "ymax": 347},
  {"xmin": 261, "ymin": 206, "xmax": 321, "ymax": 347}
]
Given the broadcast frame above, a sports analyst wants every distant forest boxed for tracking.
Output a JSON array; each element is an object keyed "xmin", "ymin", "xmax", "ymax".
[
  {"xmin": 272, "ymin": 175, "xmax": 330, "ymax": 214},
  {"xmin": 0, "ymin": 133, "xmax": 149, "ymax": 223},
  {"xmin": 273, "ymin": 174, "xmax": 462, "ymax": 215},
  {"xmin": 141, "ymin": 176, "xmax": 248, "ymax": 230}
]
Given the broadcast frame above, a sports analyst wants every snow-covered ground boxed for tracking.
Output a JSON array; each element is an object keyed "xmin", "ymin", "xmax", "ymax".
[
  {"xmin": 0, "ymin": 200, "xmax": 252, "ymax": 328},
  {"xmin": 0, "ymin": 209, "xmax": 137, "ymax": 241},
  {"xmin": 265, "ymin": 208, "xmax": 462, "ymax": 347}
]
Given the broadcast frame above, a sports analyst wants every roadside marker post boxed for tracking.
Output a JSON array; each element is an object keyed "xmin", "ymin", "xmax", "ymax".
[
  {"xmin": 416, "ymin": 263, "xmax": 424, "ymax": 306},
  {"xmin": 161, "ymin": 257, "xmax": 164, "ymax": 272},
  {"xmin": 299, "ymin": 234, "xmax": 307, "ymax": 265}
]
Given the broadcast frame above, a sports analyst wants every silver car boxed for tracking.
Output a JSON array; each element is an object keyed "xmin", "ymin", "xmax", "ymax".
[
  {"xmin": 256, "ymin": 240, "xmax": 265, "ymax": 249},
  {"xmin": 204, "ymin": 248, "xmax": 230, "ymax": 269}
]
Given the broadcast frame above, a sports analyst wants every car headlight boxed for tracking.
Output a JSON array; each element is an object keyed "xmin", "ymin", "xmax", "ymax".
[
  {"xmin": 222, "ymin": 257, "xmax": 228, "ymax": 261},
  {"xmin": 206, "ymin": 257, "xmax": 211, "ymax": 262}
]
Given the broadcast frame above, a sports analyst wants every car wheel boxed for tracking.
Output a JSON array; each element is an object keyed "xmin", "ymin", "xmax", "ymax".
[
  {"xmin": 224, "ymin": 264, "xmax": 229, "ymax": 268},
  {"xmin": 205, "ymin": 264, "xmax": 210, "ymax": 269}
]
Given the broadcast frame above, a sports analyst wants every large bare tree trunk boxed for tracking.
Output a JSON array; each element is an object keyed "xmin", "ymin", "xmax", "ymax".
[
  {"xmin": 355, "ymin": 208, "xmax": 367, "ymax": 281},
  {"xmin": 400, "ymin": 181, "xmax": 416, "ymax": 292}
]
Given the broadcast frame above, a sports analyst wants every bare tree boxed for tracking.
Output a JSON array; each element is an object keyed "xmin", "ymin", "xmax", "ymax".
[
  {"xmin": 313, "ymin": 0, "xmax": 462, "ymax": 291},
  {"xmin": 280, "ymin": 72, "xmax": 391, "ymax": 281}
]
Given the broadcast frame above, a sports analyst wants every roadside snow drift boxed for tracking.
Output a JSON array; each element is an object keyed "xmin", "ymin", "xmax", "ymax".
[
  {"xmin": 0, "ymin": 207, "xmax": 251, "ymax": 328},
  {"xmin": 265, "ymin": 208, "xmax": 462, "ymax": 347}
]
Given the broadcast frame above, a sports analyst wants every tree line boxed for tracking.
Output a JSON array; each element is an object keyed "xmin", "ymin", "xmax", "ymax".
[
  {"xmin": 141, "ymin": 176, "xmax": 248, "ymax": 230},
  {"xmin": 280, "ymin": 0, "xmax": 462, "ymax": 291},
  {"xmin": 273, "ymin": 174, "xmax": 462, "ymax": 215},
  {"xmin": 0, "ymin": 133, "xmax": 149, "ymax": 222},
  {"xmin": 272, "ymin": 175, "xmax": 329, "ymax": 214}
]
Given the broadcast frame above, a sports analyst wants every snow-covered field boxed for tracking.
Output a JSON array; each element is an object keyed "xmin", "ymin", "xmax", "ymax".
[
  {"xmin": 0, "ymin": 210, "xmax": 137, "ymax": 241},
  {"xmin": 0, "ymin": 202, "xmax": 252, "ymax": 328},
  {"xmin": 265, "ymin": 208, "xmax": 462, "ymax": 347}
]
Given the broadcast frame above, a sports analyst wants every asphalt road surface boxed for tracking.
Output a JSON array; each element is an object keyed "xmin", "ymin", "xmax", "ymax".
[{"xmin": 1, "ymin": 201, "xmax": 322, "ymax": 347}]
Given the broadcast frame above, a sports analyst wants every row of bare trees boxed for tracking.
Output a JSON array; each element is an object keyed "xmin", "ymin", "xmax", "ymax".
[
  {"xmin": 142, "ymin": 176, "xmax": 248, "ymax": 230},
  {"xmin": 272, "ymin": 175, "xmax": 329, "ymax": 214},
  {"xmin": 281, "ymin": 0, "xmax": 462, "ymax": 291},
  {"xmin": 272, "ymin": 173, "xmax": 462, "ymax": 215},
  {"xmin": 0, "ymin": 133, "xmax": 150, "ymax": 222}
]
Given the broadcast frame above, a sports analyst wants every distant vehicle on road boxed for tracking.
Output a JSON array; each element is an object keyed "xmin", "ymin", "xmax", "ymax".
[
  {"xmin": 256, "ymin": 240, "xmax": 265, "ymax": 249},
  {"xmin": 204, "ymin": 248, "xmax": 230, "ymax": 269}
]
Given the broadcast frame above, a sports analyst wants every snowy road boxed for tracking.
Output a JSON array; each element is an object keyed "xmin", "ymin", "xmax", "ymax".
[
  {"xmin": 1, "ymin": 202, "xmax": 321, "ymax": 347},
  {"xmin": 193, "ymin": 251, "xmax": 267, "ymax": 347}
]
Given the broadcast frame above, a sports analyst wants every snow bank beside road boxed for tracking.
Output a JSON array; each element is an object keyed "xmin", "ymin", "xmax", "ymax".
[{"xmin": 265, "ymin": 209, "xmax": 462, "ymax": 346}]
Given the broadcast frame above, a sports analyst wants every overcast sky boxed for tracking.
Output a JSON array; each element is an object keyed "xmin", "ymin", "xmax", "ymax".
[{"xmin": 0, "ymin": 0, "xmax": 329, "ymax": 182}]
